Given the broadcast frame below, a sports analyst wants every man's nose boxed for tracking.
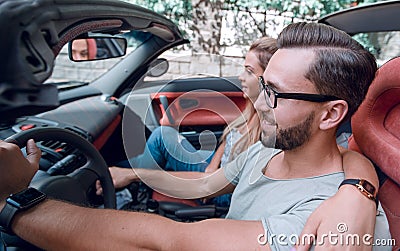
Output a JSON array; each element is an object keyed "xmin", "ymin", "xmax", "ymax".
[{"xmin": 254, "ymin": 91, "xmax": 266, "ymax": 111}]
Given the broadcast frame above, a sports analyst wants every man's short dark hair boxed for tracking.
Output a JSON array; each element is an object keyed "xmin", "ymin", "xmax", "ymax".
[{"xmin": 277, "ymin": 22, "xmax": 377, "ymax": 121}]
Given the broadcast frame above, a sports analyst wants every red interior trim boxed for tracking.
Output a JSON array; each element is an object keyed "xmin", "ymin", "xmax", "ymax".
[
  {"xmin": 350, "ymin": 57, "xmax": 400, "ymax": 245},
  {"xmin": 151, "ymin": 91, "xmax": 244, "ymax": 99},
  {"xmin": 93, "ymin": 115, "xmax": 121, "ymax": 150},
  {"xmin": 151, "ymin": 92, "xmax": 246, "ymax": 126},
  {"xmin": 351, "ymin": 58, "xmax": 400, "ymax": 184},
  {"xmin": 152, "ymin": 191, "xmax": 199, "ymax": 207}
]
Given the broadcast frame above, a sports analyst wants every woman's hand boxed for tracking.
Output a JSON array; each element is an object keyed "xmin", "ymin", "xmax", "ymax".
[{"xmin": 96, "ymin": 166, "xmax": 138, "ymax": 195}]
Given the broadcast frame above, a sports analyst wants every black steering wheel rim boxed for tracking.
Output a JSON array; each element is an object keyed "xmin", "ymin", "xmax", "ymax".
[{"xmin": 5, "ymin": 127, "xmax": 116, "ymax": 209}]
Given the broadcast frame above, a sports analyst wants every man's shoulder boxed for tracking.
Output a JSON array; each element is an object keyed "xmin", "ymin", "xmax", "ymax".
[
  {"xmin": 246, "ymin": 141, "xmax": 280, "ymax": 156},
  {"xmin": 340, "ymin": 148, "xmax": 371, "ymax": 163}
]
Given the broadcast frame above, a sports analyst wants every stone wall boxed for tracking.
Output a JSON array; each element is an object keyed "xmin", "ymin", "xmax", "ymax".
[{"xmin": 152, "ymin": 51, "xmax": 244, "ymax": 80}]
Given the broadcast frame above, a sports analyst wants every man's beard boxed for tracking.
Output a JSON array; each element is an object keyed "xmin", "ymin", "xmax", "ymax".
[{"xmin": 261, "ymin": 112, "xmax": 315, "ymax": 151}]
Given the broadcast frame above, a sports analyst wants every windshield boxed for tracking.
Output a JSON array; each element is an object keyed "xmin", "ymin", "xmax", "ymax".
[{"xmin": 46, "ymin": 30, "xmax": 152, "ymax": 88}]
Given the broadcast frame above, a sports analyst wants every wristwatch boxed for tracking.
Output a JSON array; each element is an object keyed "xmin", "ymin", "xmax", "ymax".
[
  {"xmin": 339, "ymin": 179, "xmax": 378, "ymax": 207},
  {"xmin": 0, "ymin": 187, "xmax": 46, "ymax": 234}
]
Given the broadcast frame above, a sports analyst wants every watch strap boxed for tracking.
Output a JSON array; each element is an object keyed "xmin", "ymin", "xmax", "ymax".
[
  {"xmin": 339, "ymin": 178, "xmax": 378, "ymax": 207},
  {"xmin": 0, "ymin": 188, "xmax": 46, "ymax": 235},
  {"xmin": 0, "ymin": 203, "xmax": 18, "ymax": 234}
]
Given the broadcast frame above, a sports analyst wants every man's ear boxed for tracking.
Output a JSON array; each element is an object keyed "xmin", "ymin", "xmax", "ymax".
[{"xmin": 319, "ymin": 100, "xmax": 348, "ymax": 130}]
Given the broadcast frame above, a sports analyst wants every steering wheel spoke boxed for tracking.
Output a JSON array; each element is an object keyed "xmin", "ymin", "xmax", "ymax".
[
  {"xmin": 68, "ymin": 167, "xmax": 99, "ymax": 195},
  {"xmin": 5, "ymin": 127, "xmax": 116, "ymax": 209}
]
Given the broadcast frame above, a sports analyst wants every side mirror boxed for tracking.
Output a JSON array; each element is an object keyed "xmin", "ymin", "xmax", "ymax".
[
  {"xmin": 69, "ymin": 37, "xmax": 127, "ymax": 61},
  {"xmin": 147, "ymin": 58, "xmax": 169, "ymax": 77}
]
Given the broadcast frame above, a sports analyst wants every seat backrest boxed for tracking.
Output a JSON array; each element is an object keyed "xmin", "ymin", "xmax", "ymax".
[{"xmin": 348, "ymin": 56, "xmax": 400, "ymax": 250}]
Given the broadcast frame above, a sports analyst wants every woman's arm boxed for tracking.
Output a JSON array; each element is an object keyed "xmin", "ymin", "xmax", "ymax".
[
  {"xmin": 97, "ymin": 166, "xmax": 235, "ymax": 200},
  {"xmin": 204, "ymin": 141, "xmax": 225, "ymax": 173},
  {"xmin": 102, "ymin": 139, "xmax": 233, "ymax": 199}
]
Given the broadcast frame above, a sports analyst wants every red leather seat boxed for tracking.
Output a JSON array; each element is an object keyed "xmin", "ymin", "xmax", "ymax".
[
  {"xmin": 152, "ymin": 191, "xmax": 199, "ymax": 207},
  {"xmin": 348, "ymin": 56, "xmax": 400, "ymax": 250}
]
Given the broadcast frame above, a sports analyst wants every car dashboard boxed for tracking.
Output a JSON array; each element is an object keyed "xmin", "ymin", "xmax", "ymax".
[{"xmin": 0, "ymin": 94, "xmax": 124, "ymax": 173}]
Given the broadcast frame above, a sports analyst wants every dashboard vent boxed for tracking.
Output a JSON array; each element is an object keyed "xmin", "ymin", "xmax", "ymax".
[
  {"xmin": 65, "ymin": 126, "xmax": 93, "ymax": 142},
  {"xmin": 40, "ymin": 140, "xmax": 75, "ymax": 157},
  {"xmin": 39, "ymin": 137, "xmax": 86, "ymax": 175}
]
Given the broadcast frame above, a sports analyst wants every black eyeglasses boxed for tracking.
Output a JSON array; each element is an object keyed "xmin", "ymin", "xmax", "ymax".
[{"xmin": 258, "ymin": 76, "xmax": 341, "ymax": 109}]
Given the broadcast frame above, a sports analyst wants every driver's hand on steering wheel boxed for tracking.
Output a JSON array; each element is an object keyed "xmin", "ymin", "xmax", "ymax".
[{"xmin": 0, "ymin": 139, "xmax": 41, "ymax": 201}]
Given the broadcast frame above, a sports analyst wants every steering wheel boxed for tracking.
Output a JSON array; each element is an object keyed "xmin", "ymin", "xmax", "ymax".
[{"xmin": 5, "ymin": 127, "xmax": 116, "ymax": 209}]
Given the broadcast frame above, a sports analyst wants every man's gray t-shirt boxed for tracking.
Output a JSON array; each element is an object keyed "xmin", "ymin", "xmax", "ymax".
[{"xmin": 223, "ymin": 141, "xmax": 391, "ymax": 251}]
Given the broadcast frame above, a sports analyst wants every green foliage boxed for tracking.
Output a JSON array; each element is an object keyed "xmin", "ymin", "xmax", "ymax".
[
  {"xmin": 123, "ymin": 0, "xmax": 381, "ymax": 52},
  {"xmin": 353, "ymin": 33, "xmax": 378, "ymax": 56},
  {"xmin": 123, "ymin": 0, "xmax": 192, "ymax": 35}
]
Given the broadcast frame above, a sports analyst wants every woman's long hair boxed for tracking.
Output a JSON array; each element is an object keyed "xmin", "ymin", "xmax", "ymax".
[{"xmin": 221, "ymin": 37, "xmax": 278, "ymax": 161}]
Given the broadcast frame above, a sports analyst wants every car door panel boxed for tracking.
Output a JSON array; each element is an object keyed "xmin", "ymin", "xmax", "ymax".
[
  {"xmin": 151, "ymin": 91, "xmax": 246, "ymax": 127},
  {"xmin": 126, "ymin": 76, "xmax": 244, "ymax": 149}
]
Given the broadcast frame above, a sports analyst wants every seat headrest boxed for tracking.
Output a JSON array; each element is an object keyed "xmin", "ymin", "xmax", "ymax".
[{"xmin": 351, "ymin": 57, "xmax": 400, "ymax": 185}]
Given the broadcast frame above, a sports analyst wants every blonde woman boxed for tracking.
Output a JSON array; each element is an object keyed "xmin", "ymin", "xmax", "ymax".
[{"xmin": 110, "ymin": 37, "xmax": 278, "ymax": 207}]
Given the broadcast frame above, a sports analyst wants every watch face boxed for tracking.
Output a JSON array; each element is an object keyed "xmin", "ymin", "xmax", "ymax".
[
  {"xmin": 362, "ymin": 180, "xmax": 376, "ymax": 195},
  {"xmin": 7, "ymin": 188, "xmax": 46, "ymax": 209}
]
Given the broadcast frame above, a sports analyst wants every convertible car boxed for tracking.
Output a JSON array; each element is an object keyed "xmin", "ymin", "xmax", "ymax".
[{"xmin": 0, "ymin": 0, "xmax": 399, "ymax": 250}]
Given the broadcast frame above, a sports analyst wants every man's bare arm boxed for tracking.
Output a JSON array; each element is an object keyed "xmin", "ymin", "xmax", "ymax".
[
  {"xmin": 297, "ymin": 149, "xmax": 378, "ymax": 251},
  {"xmin": 8, "ymin": 199, "xmax": 268, "ymax": 251},
  {"xmin": 340, "ymin": 147, "xmax": 379, "ymax": 188}
]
